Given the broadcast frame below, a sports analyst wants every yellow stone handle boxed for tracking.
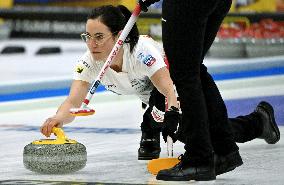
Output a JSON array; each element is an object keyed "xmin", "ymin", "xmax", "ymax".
[
  {"xmin": 32, "ymin": 127, "xmax": 77, "ymax": 145},
  {"xmin": 52, "ymin": 127, "xmax": 67, "ymax": 140}
]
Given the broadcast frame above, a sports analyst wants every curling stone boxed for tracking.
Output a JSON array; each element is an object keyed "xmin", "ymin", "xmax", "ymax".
[{"xmin": 23, "ymin": 127, "xmax": 87, "ymax": 174}]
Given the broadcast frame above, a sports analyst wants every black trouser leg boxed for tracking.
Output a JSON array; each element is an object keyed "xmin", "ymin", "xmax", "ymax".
[
  {"xmin": 200, "ymin": 65, "xmax": 238, "ymax": 155},
  {"xmin": 139, "ymin": 88, "xmax": 165, "ymax": 160},
  {"xmin": 140, "ymin": 88, "xmax": 165, "ymax": 134},
  {"xmin": 162, "ymin": 0, "xmax": 220, "ymax": 164},
  {"xmin": 229, "ymin": 112, "xmax": 263, "ymax": 143},
  {"xmin": 199, "ymin": 0, "xmax": 261, "ymax": 147},
  {"xmin": 200, "ymin": 65, "xmax": 263, "ymax": 145},
  {"xmin": 199, "ymin": 0, "xmax": 239, "ymax": 156},
  {"xmin": 201, "ymin": 0, "xmax": 233, "ymax": 58},
  {"xmin": 139, "ymin": 104, "xmax": 161, "ymax": 160},
  {"xmin": 162, "ymin": 0, "xmax": 242, "ymax": 164}
]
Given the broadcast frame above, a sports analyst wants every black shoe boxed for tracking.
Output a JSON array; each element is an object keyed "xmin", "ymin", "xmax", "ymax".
[
  {"xmin": 138, "ymin": 131, "xmax": 161, "ymax": 160},
  {"xmin": 156, "ymin": 154, "xmax": 216, "ymax": 181},
  {"xmin": 255, "ymin": 101, "xmax": 280, "ymax": 144},
  {"xmin": 214, "ymin": 151, "xmax": 243, "ymax": 176}
]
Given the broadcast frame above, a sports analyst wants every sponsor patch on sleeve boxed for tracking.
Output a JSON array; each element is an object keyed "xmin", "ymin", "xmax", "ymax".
[{"xmin": 137, "ymin": 52, "xmax": 156, "ymax": 67}]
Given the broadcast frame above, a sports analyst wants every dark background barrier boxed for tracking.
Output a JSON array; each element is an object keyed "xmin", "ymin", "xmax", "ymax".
[{"xmin": 0, "ymin": 6, "xmax": 284, "ymax": 39}]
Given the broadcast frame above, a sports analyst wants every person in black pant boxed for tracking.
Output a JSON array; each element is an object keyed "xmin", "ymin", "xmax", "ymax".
[{"xmin": 139, "ymin": 0, "xmax": 280, "ymax": 181}]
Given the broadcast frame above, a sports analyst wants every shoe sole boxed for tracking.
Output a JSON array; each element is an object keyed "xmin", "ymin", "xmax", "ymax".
[
  {"xmin": 138, "ymin": 154, "xmax": 159, "ymax": 160},
  {"xmin": 156, "ymin": 173, "xmax": 216, "ymax": 181},
  {"xmin": 258, "ymin": 101, "xmax": 280, "ymax": 144}
]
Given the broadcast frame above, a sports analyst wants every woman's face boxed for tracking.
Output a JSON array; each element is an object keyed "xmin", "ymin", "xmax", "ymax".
[{"xmin": 84, "ymin": 19, "xmax": 117, "ymax": 61}]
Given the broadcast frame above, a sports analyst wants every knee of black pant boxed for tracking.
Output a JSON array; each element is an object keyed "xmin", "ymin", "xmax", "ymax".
[
  {"xmin": 140, "ymin": 108, "xmax": 151, "ymax": 132},
  {"xmin": 149, "ymin": 88, "xmax": 165, "ymax": 111},
  {"xmin": 140, "ymin": 107, "xmax": 162, "ymax": 134},
  {"xmin": 140, "ymin": 122, "xmax": 162, "ymax": 134}
]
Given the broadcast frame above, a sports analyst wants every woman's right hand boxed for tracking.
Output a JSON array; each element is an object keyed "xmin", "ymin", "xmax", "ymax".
[
  {"xmin": 40, "ymin": 117, "xmax": 63, "ymax": 137},
  {"xmin": 39, "ymin": 80, "xmax": 90, "ymax": 137}
]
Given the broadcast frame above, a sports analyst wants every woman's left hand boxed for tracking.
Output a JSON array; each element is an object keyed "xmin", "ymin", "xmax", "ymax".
[{"xmin": 162, "ymin": 106, "xmax": 180, "ymax": 143}]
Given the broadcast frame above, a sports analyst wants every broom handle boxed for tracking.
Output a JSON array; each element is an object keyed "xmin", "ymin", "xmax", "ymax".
[
  {"xmin": 80, "ymin": 3, "xmax": 142, "ymax": 108},
  {"xmin": 167, "ymin": 136, "xmax": 174, "ymax": 158}
]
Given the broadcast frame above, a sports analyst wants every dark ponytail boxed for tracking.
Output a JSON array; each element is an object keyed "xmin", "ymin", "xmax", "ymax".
[{"xmin": 87, "ymin": 5, "xmax": 139, "ymax": 53}]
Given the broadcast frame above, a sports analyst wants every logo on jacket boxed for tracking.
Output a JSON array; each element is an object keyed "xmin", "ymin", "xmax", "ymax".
[
  {"xmin": 76, "ymin": 66, "xmax": 84, "ymax": 73},
  {"xmin": 142, "ymin": 54, "xmax": 156, "ymax": 67}
]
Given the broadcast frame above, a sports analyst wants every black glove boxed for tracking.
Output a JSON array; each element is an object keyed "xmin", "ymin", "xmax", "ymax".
[
  {"xmin": 162, "ymin": 106, "xmax": 180, "ymax": 143},
  {"xmin": 139, "ymin": 0, "xmax": 160, "ymax": 12}
]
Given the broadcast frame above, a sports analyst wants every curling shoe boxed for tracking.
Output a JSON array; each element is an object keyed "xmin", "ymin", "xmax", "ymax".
[
  {"xmin": 255, "ymin": 101, "xmax": 280, "ymax": 144},
  {"xmin": 156, "ymin": 153, "xmax": 216, "ymax": 181},
  {"xmin": 138, "ymin": 132, "xmax": 161, "ymax": 160}
]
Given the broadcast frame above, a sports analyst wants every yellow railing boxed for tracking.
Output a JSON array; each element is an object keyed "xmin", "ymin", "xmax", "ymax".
[
  {"xmin": 13, "ymin": 0, "xmax": 137, "ymax": 10},
  {"xmin": 230, "ymin": 0, "xmax": 277, "ymax": 13},
  {"xmin": 0, "ymin": 0, "xmax": 13, "ymax": 8}
]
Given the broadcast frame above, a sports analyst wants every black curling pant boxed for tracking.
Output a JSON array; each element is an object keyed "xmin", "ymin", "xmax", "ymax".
[
  {"xmin": 200, "ymin": 65, "xmax": 263, "ymax": 148},
  {"xmin": 162, "ymin": 0, "xmax": 239, "ymax": 164},
  {"xmin": 140, "ymin": 88, "xmax": 165, "ymax": 136}
]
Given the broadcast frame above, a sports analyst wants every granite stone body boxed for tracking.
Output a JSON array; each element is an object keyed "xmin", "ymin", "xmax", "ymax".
[{"xmin": 23, "ymin": 142, "xmax": 87, "ymax": 174}]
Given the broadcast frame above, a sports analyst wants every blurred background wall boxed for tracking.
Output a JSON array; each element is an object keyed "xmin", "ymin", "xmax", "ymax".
[{"xmin": 0, "ymin": 0, "xmax": 284, "ymax": 57}]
